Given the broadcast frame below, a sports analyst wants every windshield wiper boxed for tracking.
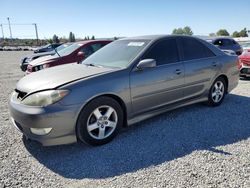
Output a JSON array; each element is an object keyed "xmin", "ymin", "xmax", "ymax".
[
  {"xmin": 85, "ymin": 63, "xmax": 98, "ymax": 67},
  {"xmin": 54, "ymin": 47, "xmax": 61, "ymax": 57}
]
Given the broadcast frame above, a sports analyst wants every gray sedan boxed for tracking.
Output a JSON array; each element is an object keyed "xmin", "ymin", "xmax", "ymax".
[{"xmin": 9, "ymin": 35, "xmax": 239, "ymax": 146}]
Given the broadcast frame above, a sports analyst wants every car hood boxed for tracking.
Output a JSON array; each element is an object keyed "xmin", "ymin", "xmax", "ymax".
[
  {"xmin": 29, "ymin": 55, "xmax": 58, "ymax": 66},
  {"xmin": 30, "ymin": 51, "xmax": 55, "ymax": 59},
  {"xmin": 16, "ymin": 64, "xmax": 114, "ymax": 93}
]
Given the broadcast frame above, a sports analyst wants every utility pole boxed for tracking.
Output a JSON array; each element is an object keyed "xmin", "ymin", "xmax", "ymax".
[
  {"xmin": 33, "ymin": 23, "xmax": 39, "ymax": 45},
  {"xmin": 0, "ymin": 24, "xmax": 4, "ymax": 40},
  {"xmin": 7, "ymin": 17, "xmax": 12, "ymax": 41}
]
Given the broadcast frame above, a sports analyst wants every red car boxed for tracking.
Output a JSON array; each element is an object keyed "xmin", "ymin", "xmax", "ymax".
[
  {"xmin": 239, "ymin": 50, "xmax": 250, "ymax": 77},
  {"xmin": 26, "ymin": 40, "xmax": 112, "ymax": 74}
]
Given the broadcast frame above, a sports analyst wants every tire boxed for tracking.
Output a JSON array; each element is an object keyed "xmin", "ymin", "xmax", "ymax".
[
  {"xmin": 76, "ymin": 96, "xmax": 124, "ymax": 146},
  {"xmin": 207, "ymin": 77, "xmax": 227, "ymax": 107}
]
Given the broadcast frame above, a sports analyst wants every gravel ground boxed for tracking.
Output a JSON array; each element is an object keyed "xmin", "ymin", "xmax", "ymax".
[{"xmin": 0, "ymin": 51, "xmax": 250, "ymax": 188}]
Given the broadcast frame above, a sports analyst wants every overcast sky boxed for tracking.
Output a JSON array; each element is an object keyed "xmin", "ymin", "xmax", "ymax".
[{"xmin": 1, "ymin": 0, "xmax": 250, "ymax": 39}]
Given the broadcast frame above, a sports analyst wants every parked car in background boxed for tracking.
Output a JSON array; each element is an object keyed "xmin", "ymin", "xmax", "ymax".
[
  {"xmin": 26, "ymin": 40, "xmax": 112, "ymax": 74},
  {"xmin": 241, "ymin": 42, "xmax": 250, "ymax": 51},
  {"xmin": 9, "ymin": 35, "xmax": 239, "ymax": 146},
  {"xmin": 20, "ymin": 43, "xmax": 71, "ymax": 71},
  {"xmin": 34, "ymin": 43, "xmax": 62, "ymax": 53},
  {"xmin": 206, "ymin": 37, "xmax": 243, "ymax": 55},
  {"xmin": 239, "ymin": 50, "xmax": 250, "ymax": 77}
]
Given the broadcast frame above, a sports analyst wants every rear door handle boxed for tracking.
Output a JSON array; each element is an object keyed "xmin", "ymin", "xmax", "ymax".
[{"xmin": 175, "ymin": 69, "xmax": 182, "ymax": 75}]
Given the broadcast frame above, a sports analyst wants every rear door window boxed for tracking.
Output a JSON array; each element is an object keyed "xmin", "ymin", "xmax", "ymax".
[
  {"xmin": 81, "ymin": 43, "xmax": 108, "ymax": 58},
  {"xmin": 213, "ymin": 39, "xmax": 223, "ymax": 46},
  {"xmin": 180, "ymin": 38, "xmax": 215, "ymax": 61},
  {"xmin": 222, "ymin": 39, "xmax": 232, "ymax": 46},
  {"xmin": 142, "ymin": 39, "xmax": 179, "ymax": 66},
  {"xmin": 91, "ymin": 43, "xmax": 105, "ymax": 52}
]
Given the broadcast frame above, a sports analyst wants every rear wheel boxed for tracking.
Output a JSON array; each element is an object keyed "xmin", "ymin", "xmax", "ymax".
[
  {"xmin": 76, "ymin": 96, "xmax": 123, "ymax": 146},
  {"xmin": 207, "ymin": 77, "xmax": 226, "ymax": 106}
]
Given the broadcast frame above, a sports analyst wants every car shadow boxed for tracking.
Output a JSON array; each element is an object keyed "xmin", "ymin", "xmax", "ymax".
[{"xmin": 24, "ymin": 94, "xmax": 250, "ymax": 179}]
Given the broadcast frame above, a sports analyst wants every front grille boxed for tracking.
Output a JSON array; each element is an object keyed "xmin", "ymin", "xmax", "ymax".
[
  {"xmin": 15, "ymin": 89, "xmax": 27, "ymax": 100},
  {"xmin": 240, "ymin": 68, "xmax": 250, "ymax": 74}
]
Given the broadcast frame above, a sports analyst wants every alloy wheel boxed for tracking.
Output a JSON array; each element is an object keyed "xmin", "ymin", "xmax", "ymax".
[
  {"xmin": 87, "ymin": 105, "xmax": 118, "ymax": 140},
  {"xmin": 211, "ymin": 80, "xmax": 225, "ymax": 103}
]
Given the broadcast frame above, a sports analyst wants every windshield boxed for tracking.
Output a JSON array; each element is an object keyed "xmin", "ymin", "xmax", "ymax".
[
  {"xmin": 56, "ymin": 43, "xmax": 70, "ymax": 51},
  {"xmin": 41, "ymin": 44, "xmax": 50, "ymax": 48},
  {"xmin": 82, "ymin": 40, "xmax": 150, "ymax": 68},
  {"xmin": 53, "ymin": 43, "xmax": 82, "ymax": 57}
]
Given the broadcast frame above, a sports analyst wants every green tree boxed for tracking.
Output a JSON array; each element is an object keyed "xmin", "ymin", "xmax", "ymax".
[
  {"xmin": 91, "ymin": 35, "xmax": 95, "ymax": 40},
  {"xmin": 69, "ymin": 32, "xmax": 76, "ymax": 42},
  {"xmin": 48, "ymin": 39, "xmax": 53, "ymax": 44},
  {"xmin": 172, "ymin": 28, "xmax": 184, "ymax": 35},
  {"xmin": 52, "ymin": 34, "xmax": 60, "ymax": 43},
  {"xmin": 239, "ymin": 28, "xmax": 248, "ymax": 37},
  {"xmin": 114, "ymin": 36, "xmax": 118, "ymax": 40},
  {"xmin": 232, "ymin": 31, "xmax": 240, "ymax": 38},
  {"xmin": 183, "ymin": 26, "xmax": 193, "ymax": 35},
  {"xmin": 216, "ymin": 29, "xmax": 230, "ymax": 36},
  {"xmin": 172, "ymin": 26, "xmax": 193, "ymax": 35}
]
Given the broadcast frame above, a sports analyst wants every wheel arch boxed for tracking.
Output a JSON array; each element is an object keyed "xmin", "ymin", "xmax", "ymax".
[
  {"xmin": 76, "ymin": 93, "xmax": 128, "ymax": 130},
  {"xmin": 216, "ymin": 74, "xmax": 229, "ymax": 93}
]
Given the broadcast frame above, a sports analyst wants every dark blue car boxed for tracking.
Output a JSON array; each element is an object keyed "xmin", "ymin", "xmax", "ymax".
[
  {"xmin": 34, "ymin": 43, "xmax": 62, "ymax": 53},
  {"xmin": 206, "ymin": 37, "xmax": 243, "ymax": 55}
]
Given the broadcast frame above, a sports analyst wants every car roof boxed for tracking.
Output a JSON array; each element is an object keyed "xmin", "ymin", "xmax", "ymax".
[
  {"xmin": 119, "ymin": 34, "xmax": 202, "ymax": 42},
  {"xmin": 75, "ymin": 40, "xmax": 113, "ymax": 45},
  {"xmin": 202, "ymin": 36, "xmax": 235, "ymax": 41}
]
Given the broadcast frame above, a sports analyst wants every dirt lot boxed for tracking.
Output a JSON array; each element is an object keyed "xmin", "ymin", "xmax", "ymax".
[{"xmin": 0, "ymin": 51, "xmax": 250, "ymax": 188}]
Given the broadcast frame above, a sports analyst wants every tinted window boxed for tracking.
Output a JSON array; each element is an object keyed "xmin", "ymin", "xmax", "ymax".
[
  {"xmin": 181, "ymin": 38, "xmax": 215, "ymax": 61},
  {"xmin": 143, "ymin": 39, "xmax": 179, "ymax": 66},
  {"xmin": 81, "ymin": 43, "xmax": 108, "ymax": 57},
  {"xmin": 81, "ymin": 45, "xmax": 94, "ymax": 57},
  {"xmin": 232, "ymin": 40, "xmax": 237, "ymax": 44},
  {"xmin": 91, "ymin": 43, "xmax": 105, "ymax": 52},
  {"xmin": 222, "ymin": 39, "xmax": 232, "ymax": 46},
  {"xmin": 213, "ymin": 39, "xmax": 223, "ymax": 46}
]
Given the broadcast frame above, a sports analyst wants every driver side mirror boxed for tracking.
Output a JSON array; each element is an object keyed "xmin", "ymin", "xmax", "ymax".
[
  {"xmin": 77, "ymin": 51, "xmax": 85, "ymax": 58},
  {"xmin": 137, "ymin": 59, "xmax": 156, "ymax": 70}
]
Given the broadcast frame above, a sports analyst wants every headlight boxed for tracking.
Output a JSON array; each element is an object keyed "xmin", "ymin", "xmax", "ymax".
[
  {"xmin": 38, "ymin": 63, "xmax": 50, "ymax": 70},
  {"xmin": 21, "ymin": 90, "xmax": 69, "ymax": 107},
  {"xmin": 26, "ymin": 58, "xmax": 32, "ymax": 62},
  {"xmin": 42, "ymin": 63, "xmax": 50, "ymax": 69}
]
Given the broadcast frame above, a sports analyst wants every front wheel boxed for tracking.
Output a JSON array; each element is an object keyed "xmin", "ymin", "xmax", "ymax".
[
  {"xmin": 207, "ymin": 77, "xmax": 226, "ymax": 106},
  {"xmin": 76, "ymin": 97, "xmax": 123, "ymax": 146}
]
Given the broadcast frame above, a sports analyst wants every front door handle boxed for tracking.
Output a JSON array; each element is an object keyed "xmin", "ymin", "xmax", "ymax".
[
  {"xmin": 212, "ymin": 62, "xmax": 217, "ymax": 67},
  {"xmin": 175, "ymin": 69, "xmax": 182, "ymax": 75}
]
